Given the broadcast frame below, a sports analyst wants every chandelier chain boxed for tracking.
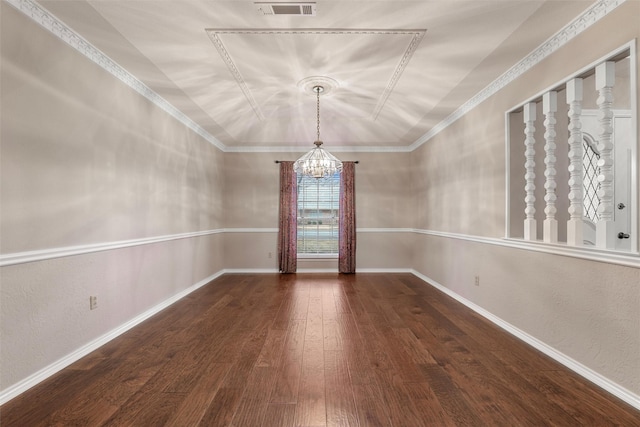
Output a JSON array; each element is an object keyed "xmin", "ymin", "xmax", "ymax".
[{"xmin": 316, "ymin": 87, "xmax": 321, "ymax": 142}]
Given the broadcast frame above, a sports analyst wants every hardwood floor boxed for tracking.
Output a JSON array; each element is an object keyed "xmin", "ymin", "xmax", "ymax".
[{"xmin": 2, "ymin": 273, "xmax": 638, "ymax": 426}]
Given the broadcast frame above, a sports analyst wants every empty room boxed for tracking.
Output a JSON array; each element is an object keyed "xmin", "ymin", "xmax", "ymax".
[{"xmin": 1, "ymin": 0, "xmax": 639, "ymax": 425}]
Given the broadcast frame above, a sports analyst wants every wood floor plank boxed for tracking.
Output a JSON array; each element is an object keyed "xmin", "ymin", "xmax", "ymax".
[
  {"xmin": 164, "ymin": 361, "xmax": 232, "ymax": 426},
  {"xmin": 230, "ymin": 367, "xmax": 279, "ymax": 427},
  {"xmin": 419, "ymin": 363, "xmax": 485, "ymax": 426},
  {"xmin": 269, "ymin": 319, "xmax": 306, "ymax": 404},
  {"xmin": 2, "ymin": 273, "xmax": 638, "ymax": 426},
  {"xmin": 351, "ymin": 381, "xmax": 391, "ymax": 427},
  {"xmin": 294, "ymin": 340, "xmax": 326, "ymax": 426},
  {"xmin": 263, "ymin": 403, "xmax": 297, "ymax": 427},
  {"xmin": 403, "ymin": 382, "xmax": 457, "ymax": 426},
  {"xmin": 324, "ymin": 350, "xmax": 360, "ymax": 427}
]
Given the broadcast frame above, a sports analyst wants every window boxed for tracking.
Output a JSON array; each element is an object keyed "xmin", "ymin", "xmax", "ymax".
[
  {"xmin": 582, "ymin": 134, "xmax": 600, "ymax": 224},
  {"xmin": 297, "ymin": 173, "xmax": 339, "ymax": 255}
]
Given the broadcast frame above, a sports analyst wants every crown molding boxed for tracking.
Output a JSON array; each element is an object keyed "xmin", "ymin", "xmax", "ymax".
[
  {"xmin": 6, "ymin": 0, "xmax": 228, "ymax": 152},
  {"xmin": 8, "ymin": 0, "xmax": 625, "ymax": 154},
  {"xmin": 225, "ymin": 144, "xmax": 412, "ymax": 153},
  {"xmin": 409, "ymin": 0, "xmax": 627, "ymax": 151},
  {"xmin": 205, "ymin": 28, "xmax": 426, "ymax": 123}
]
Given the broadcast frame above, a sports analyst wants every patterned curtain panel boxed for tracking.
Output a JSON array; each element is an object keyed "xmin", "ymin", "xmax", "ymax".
[
  {"xmin": 278, "ymin": 161, "xmax": 297, "ymax": 273},
  {"xmin": 339, "ymin": 162, "xmax": 356, "ymax": 273}
]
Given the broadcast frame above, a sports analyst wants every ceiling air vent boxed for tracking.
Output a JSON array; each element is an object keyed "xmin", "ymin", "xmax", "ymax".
[{"xmin": 255, "ymin": 2, "xmax": 316, "ymax": 16}]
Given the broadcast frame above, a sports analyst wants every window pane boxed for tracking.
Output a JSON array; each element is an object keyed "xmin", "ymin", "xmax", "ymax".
[{"xmin": 297, "ymin": 173, "xmax": 340, "ymax": 254}]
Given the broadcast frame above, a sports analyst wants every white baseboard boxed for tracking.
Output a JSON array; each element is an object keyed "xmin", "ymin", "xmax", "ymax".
[
  {"xmin": 410, "ymin": 269, "xmax": 640, "ymax": 410},
  {"xmin": 6, "ymin": 268, "xmax": 637, "ymax": 410},
  {"xmin": 0, "ymin": 270, "xmax": 225, "ymax": 405},
  {"xmin": 223, "ymin": 268, "xmax": 279, "ymax": 274},
  {"xmin": 357, "ymin": 268, "xmax": 413, "ymax": 273},
  {"xmin": 222, "ymin": 268, "xmax": 413, "ymax": 274}
]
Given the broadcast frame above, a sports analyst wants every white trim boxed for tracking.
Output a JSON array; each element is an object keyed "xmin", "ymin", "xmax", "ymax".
[
  {"xmin": 222, "ymin": 228, "xmax": 415, "ymax": 233},
  {"xmin": 223, "ymin": 228, "xmax": 279, "ymax": 233},
  {"xmin": 0, "ymin": 270, "xmax": 225, "ymax": 405},
  {"xmin": 8, "ymin": 0, "xmax": 625, "ymax": 155},
  {"xmin": 356, "ymin": 227, "xmax": 414, "ymax": 233},
  {"xmin": 409, "ymin": 0, "xmax": 627, "ymax": 152},
  {"xmin": 0, "ymin": 229, "xmax": 224, "ymax": 267},
  {"xmin": 413, "ymin": 229, "xmax": 640, "ymax": 268},
  {"xmin": 222, "ymin": 268, "xmax": 279, "ymax": 274},
  {"xmin": 629, "ymin": 39, "xmax": 639, "ymax": 257},
  {"xmin": 0, "ymin": 228, "xmax": 411, "ymax": 267},
  {"xmin": 223, "ymin": 268, "xmax": 413, "ymax": 274},
  {"xmin": 504, "ymin": 109, "xmax": 512, "ymax": 239},
  {"xmin": 505, "ymin": 42, "xmax": 635, "ymax": 113},
  {"xmin": 226, "ymin": 145, "xmax": 412, "ymax": 153},
  {"xmin": 357, "ymin": 268, "xmax": 412, "ymax": 273},
  {"xmin": 4, "ymin": 228, "xmax": 639, "ymax": 268},
  {"xmin": 409, "ymin": 269, "xmax": 640, "ymax": 410},
  {"xmin": 504, "ymin": 41, "xmax": 638, "ymax": 253},
  {"xmin": 4, "ymin": 0, "xmax": 227, "ymax": 153}
]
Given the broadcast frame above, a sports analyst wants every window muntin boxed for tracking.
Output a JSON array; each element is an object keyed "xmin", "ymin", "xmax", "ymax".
[
  {"xmin": 297, "ymin": 173, "xmax": 339, "ymax": 255},
  {"xmin": 582, "ymin": 134, "xmax": 600, "ymax": 224}
]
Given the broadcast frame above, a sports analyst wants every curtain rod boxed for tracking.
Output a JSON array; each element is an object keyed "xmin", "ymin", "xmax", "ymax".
[{"xmin": 274, "ymin": 160, "xmax": 359, "ymax": 164}]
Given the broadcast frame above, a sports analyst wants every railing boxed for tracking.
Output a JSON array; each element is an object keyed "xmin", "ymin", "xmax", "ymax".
[{"xmin": 508, "ymin": 45, "xmax": 636, "ymax": 253}]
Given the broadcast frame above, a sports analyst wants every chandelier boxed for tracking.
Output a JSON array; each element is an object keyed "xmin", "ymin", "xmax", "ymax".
[{"xmin": 293, "ymin": 85, "xmax": 343, "ymax": 178}]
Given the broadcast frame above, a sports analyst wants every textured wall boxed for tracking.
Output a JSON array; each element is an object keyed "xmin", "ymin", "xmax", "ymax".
[
  {"xmin": 1, "ymin": 6, "xmax": 224, "ymax": 393},
  {"xmin": 222, "ymin": 152, "xmax": 415, "ymax": 270},
  {"xmin": 412, "ymin": 1, "xmax": 640, "ymax": 395},
  {"xmin": 2, "ymin": 0, "xmax": 639, "ymax": 406}
]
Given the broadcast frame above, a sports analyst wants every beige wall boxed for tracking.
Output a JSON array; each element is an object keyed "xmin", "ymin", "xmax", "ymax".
[
  {"xmin": 1, "ymin": 6, "xmax": 224, "ymax": 392},
  {"xmin": 222, "ymin": 151, "xmax": 414, "ymax": 270},
  {"xmin": 2, "ymin": 0, "xmax": 639, "ymax": 406},
  {"xmin": 412, "ymin": 1, "xmax": 640, "ymax": 395}
]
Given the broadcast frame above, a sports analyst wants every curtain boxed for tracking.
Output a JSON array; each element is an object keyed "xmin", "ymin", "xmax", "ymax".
[
  {"xmin": 339, "ymin": 162, "xmax": 356, "ymax": 273},
  {"xmin": 278, "ymin": 161, "xmax": 297, "ymax": 273}
]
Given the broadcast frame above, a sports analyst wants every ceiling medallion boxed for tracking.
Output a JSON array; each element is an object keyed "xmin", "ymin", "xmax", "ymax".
[{"xmin": 297, "ymin": 76, "xmax": 339, "ymax": 96}]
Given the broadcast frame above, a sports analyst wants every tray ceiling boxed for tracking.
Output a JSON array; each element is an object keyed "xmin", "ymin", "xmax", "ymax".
[{"xmin": 32, "ymin": 0, "xmax": 595, "ymax": 151}]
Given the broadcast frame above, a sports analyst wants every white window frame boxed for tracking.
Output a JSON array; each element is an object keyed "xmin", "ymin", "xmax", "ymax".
[{"xmin": 296, "ymin": 173, "xmax": 340, "ymax": 258}]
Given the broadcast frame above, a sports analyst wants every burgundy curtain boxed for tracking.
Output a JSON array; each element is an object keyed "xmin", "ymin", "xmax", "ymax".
[
  {"xmin": 278, "ymin": 161, "xmax": 297, "ymax": 273},
  {"xmin": 339, "ymin": 162, "xmax": 356, "ymax": 273}
]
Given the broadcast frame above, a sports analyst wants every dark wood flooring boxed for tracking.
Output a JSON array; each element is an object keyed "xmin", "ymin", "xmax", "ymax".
[{"xmin": 2, "ymin": 273, "xmax": 639, "ymax": 426}]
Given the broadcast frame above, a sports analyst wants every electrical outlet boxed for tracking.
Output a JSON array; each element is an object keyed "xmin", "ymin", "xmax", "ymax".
[
  {"xmin": 474, "ymin": 275, "xmax": 480, "ymax": 286},
  {"xmin": 89, "ymin": 296, "xmax": 98, "ymax": 310},
  {"xmin": 268, "ymin": 252, "xmax": 273, "ymax": 259}
]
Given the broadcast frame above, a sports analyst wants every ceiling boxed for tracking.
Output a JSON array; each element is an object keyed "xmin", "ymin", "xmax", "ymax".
[{"xmin": 35, "ymin": 0, "xmax": 595, "ymax": 151}]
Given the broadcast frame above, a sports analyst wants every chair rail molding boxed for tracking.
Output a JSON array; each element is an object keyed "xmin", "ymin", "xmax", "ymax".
[{"xmin": 0, "ymin": 229, "xmax": 225, "ymax": 267}]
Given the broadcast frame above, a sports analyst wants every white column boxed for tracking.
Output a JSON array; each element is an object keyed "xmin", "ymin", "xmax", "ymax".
[
  {"xmin": 566, "ymin": 78, "xmax": 584, "ymax": 246},
  {"xmin": 523, "ymin": 102, "xmax": 537, "ymax": 241},
  {"xmin": 543, "ymin": 91, "xmax": 558, "ymax": 243},
  {"xmin": 596, "ymin": 61, "xmax": 616, "ymax": 249}
]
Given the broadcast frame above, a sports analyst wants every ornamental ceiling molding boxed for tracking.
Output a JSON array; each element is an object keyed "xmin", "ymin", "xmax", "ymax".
[
  {"xmin": 409, "ymin": 0, "xmax": 627, "ymax": 151},
  {"xmin": 5, "ymin": 0, "xmax": 228, "ymax": 152},
  {"xmin": 6, "ymin": 0, "xmax": 626, "ymax": 154},
  {"xmin": 205, "ymin": 28, "xmax": 426, "ymax": 121}
]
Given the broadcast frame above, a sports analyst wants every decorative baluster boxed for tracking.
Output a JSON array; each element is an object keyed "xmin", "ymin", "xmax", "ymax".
[
  {"xmin": 566, "ymin": 78, "xmax": 584, "ymax": 246},
  {"xmin": 543, "ymin": 91, "xmax": 558, "ymax": 243},
  {"xmin": 596, "ymin": 61, "xmax": 616, "ymax": 249},
  {"xmin": 523, "ymin": 102, "xmax": 537, "ymax": 241}
]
